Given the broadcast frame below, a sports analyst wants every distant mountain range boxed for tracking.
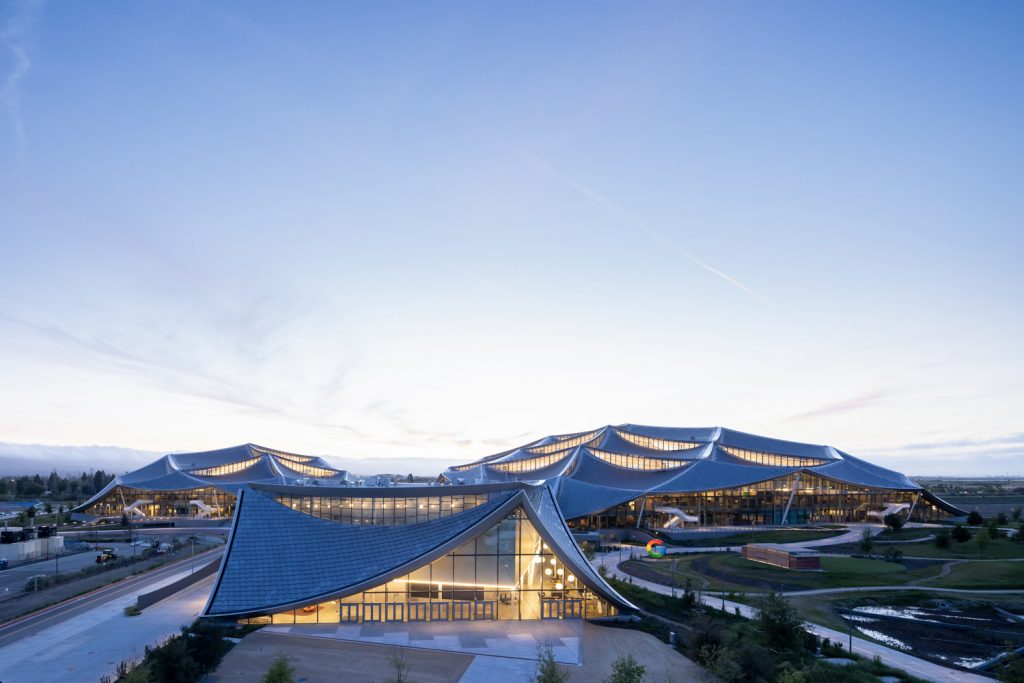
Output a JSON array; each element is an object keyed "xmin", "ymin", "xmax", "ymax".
[{"xmin": 0, "ymin": 442, "xmax": 452, "ymax": 478}]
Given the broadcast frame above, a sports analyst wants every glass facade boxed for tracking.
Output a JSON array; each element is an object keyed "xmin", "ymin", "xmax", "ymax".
[
  {"xmin": 491, "ymin": 450, "xmax": 572, "ymax": 474},
  {"xmin": 80, "ymin": 485, "xmax": 235, "ymax": 518},
  {"xmin": 720, "ymin": 446, "xmax": 828, "ymax": 468},
  {"xmin": 570, "ymin": 474, "xmax": 950, "ymax": 529},
  {"xmin": 273, "ymin": 492, "xmax": 494, "ymax": 525},
  {"xmin": 528, "ymin": 429, "xmax": 604, "ymax": 454},
  {"xmin": 240, "ymin": 508, "xmax": 615, "ymax": 624},
  {"xmin": 188, "ymin": 458, "xmax": 260, "ymax": 477},
  {"xmin": 276, "ymin": 460, "xmax": 342, "ymax": 478},
  {"xmin": 589, "ymin": 448, "xmax": 690, "ymax": 471},
  {"xmin": 615, "ymin": 431, "xmax": 702, "ymax": 451}
]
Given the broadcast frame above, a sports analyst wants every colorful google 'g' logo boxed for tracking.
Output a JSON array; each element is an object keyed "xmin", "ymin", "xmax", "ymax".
[{"xmin": 646, "ymin": 538, "xmax": 666, "ymax": 558}]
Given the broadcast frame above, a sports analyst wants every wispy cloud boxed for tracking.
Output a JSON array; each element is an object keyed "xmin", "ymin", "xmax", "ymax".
[
  {"xmin": 445, "ymin": 261, "xmax": 506, "ymax": 295},
  {"xmin": 783, "ymin": 389, "xmax": 893, "ymax": 422},
  {"xmin": 0, "ymin": 0, "xmax": 43, "ymax": 150},
  {"xmin": 521, "ymin": 151, "xmax": 762, "ymax": 300}
]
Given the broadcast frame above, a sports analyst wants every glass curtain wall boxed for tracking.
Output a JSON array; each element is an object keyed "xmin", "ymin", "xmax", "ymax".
[
  {"xmin": 243, "ymin": 508, "xmax": 615, "ymax": 624},
  {"xmin": 570, "ymin": 475, "xmax": 949, "ymax": 529},
  {"xmin": 273, "ymin": 493, "xmax": 493, "ymax": 525},
  {"xmin": 82, "ymin": 486, "xmax": 235, "ymax": 518}
]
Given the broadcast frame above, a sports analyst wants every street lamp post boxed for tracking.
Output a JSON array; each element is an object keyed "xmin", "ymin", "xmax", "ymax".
[{"xmin": 190, "ymin": 538, "xmax": 195, "ymax": 574}]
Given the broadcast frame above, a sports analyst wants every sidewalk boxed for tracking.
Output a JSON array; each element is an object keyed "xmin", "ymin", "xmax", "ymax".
[{"xmin": 593, "ymin": 551, "xmax": 990, "ymax": 683}]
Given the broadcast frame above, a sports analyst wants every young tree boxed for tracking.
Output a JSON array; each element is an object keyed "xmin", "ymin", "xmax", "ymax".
[
  {"xmin": 389, "ymin": 648, "xmax": 411, "ymax": 683},
  {"xmin": 604, "ymin": 654, "xmax": 646, "ymax": 683},
  {"xmin": 883, "ymin": 513, "xmax": 905, "ymax": 533},
  {"xmin": 967, "ymin": 510, "xmax": 984, "ymax": 526},
  {"xmin": 262, "ymin": 655, "xmax": 296, "ymax": 683},
  {"xmin": 533, "ymin": 644, "xmax": 568, "ymax": 683},
  {"xmin": 976, "ymin": 528, "xmax": 991, "ymax": 557},
  {"xmin": 859, "ymin": 528, "xmax": 874, "ymax": 553},
  {"xmin": 997, "ymin": 512, "xmax": 1010, "ymax": 526},
  {"xmin": 934, "ymin": 528, "xmax": 951, "ymax": 549},
  {"xmin": 757, "ymin": 592, "xmax": 806, "ymax": 652},
  {"xmin": 1012, "ymin": 507, "xmax": 1022, "ymax": 523}
]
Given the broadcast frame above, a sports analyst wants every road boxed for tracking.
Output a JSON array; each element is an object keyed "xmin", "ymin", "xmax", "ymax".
[
  {"xmin": 0, "ymin": 547, "xmax": 223, "ymax": 683},
  {"xmin": 593, "ymin": 550, "xmax": 991, "ymax": 683},
  {"xmin": 0, "ymin": 545, "xmax": 222, "ymax": 643}
]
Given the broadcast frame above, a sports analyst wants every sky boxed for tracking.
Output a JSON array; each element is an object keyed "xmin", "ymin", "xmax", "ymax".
[{"xmin": 1, "ymin": 1, "xmax": 1022, "ymax": 476}]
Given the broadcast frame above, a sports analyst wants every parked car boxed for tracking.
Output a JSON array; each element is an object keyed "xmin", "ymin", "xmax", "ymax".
[{"xmin": 0, "ymin": 558, "xmax": 8, "ymax": 570}]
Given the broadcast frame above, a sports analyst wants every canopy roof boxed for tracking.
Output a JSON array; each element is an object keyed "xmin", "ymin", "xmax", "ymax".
[
  {"xmin": 441, "ymin": 424, "xmax": 966, "ymax": 518},
  {"xmin": 202, "ymin": 482, "xmax": 636, "ymax": 618},
  {"xmin": 72, "ymin": 443, "xmax": 352, "ymax": 514}
]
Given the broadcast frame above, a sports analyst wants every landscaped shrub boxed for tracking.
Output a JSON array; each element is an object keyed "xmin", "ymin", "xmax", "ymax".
[
  {"xmin": 952, "ymin": 524, "xmax": 972, "ymax": 543},
  {"xmin": 883, "ymin": 513, "xmax": 905, "ymax": 532},
  {"xmin": 756, "ymin": 592, "xmax": 807, "ymax": 652},
  {"xmin": 604, "ymin": 654, "xmax": 646, "ymax": 683},
  {"xmin": 262, "ymin": 656, "xmax": 296, "ymax": 683},
  {"xmin": 967, "ymin": 510, "xmax": 984, "ymax": 526},
  {"xmin": 882, "ymin": 546, "xmax": 903, "ymax": 563},
  {"xmin": 934, "ymin": 528, "xmax": 951, "ymax": 548}
]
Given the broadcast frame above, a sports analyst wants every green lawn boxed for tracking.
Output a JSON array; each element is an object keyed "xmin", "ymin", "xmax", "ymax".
[
  {"xmin": 664, "ymin": 528, "xmax": 844, "ymax": 547},
  {"xmin": 895, "ymin": 536, "xmax": 1024, "ymax": 560},
  {"xmin": 621, "ymin": 552, "xmax": 942, "ymax": 593},
  {"xmin": 922, "ymin": 560, "xmax": 1024, "ymax": 589}
]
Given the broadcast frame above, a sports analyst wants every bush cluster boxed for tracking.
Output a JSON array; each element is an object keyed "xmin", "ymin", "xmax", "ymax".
[{"xmin": 103, "ymin": 620, "xmax": 248, "ymax": 683}]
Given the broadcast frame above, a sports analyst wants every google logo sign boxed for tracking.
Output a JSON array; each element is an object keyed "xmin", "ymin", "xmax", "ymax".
[{"xmin": 646, "ymin": 538, "xmax": 666, "ymax": 558}]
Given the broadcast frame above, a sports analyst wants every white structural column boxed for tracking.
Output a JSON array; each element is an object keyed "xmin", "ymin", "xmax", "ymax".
[{"xmin": 780, "ymin": 473, "xmax": 801, "ymax": 526}]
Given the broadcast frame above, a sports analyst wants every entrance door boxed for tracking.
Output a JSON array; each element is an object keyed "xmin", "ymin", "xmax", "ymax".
[
  {"xmin": 384, "ymin": 602, "xmax": 405, "ymax": 622},
  {"xmin": 541, "ymin": 599, "xmax": 561, "ymax": 619},
  {"xmin": 430, "ymin": 602, "xmax": 449, "ymax": 621},
  {"xmin": 339, "ymin": 604, "xmax": 361, "ymax": 622},
  {"xmin": 363, "ymin": 603, "xmax": 383, "ymax": 622},
  {"xmin": 562, "ymin": 599, "xmax": 583, "ymax": 619},
  {"xmin": 474, "ymin": 601, "xmax": 496, "ymax": 621},
  {"xmin": 451, "ymin": 601, "xmax": 473, "ymax": 620},
  {"xmin": 407, "ymin": 602, "xmax": 428, "ymax": 621}
]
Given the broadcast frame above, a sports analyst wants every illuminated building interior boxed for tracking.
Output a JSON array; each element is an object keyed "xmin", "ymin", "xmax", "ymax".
[
  {"xmin": 242, "ymin": 508, "xmax": 616, "ymax": 624},
  {"xmin": 72, "ymin": 443, "xmax": 351, "ymax": 520},
  {"xmin": 203, "ymin": 484, "xmax": 634, "ymax": 624}
]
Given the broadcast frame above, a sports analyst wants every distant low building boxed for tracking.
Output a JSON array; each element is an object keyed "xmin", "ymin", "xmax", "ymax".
[{"xmin": 741, "ymin": 543, "xmax": 821, "ymax": 570}]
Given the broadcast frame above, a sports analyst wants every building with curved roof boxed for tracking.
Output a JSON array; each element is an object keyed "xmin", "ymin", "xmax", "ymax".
[
  {"xmin": 440, "ymin": 424, "xmax": 965, "ymax": 528},
  {"xmin": 202, "ymin": 481, "xmax": 634, "ymax": 624},
  {"xmin": 71, "ymin": 444, "xmax": 352, "ymax": 521}
]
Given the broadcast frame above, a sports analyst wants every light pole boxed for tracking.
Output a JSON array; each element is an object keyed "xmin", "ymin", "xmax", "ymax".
[{"xmin": 190, "ymin": 538, "xmax": 195, "ymax": 574}]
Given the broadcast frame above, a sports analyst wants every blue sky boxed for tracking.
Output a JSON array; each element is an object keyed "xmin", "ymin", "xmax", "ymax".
[{"xmin": 1, "ymin": 1, "xmax": 1022, "ymax": 475}]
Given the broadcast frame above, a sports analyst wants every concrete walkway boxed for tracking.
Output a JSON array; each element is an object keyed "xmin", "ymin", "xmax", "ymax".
[
  {"xmin": 264, "ymin": 619, "xmax": 583, "ymax": 665},
  {"xmin": 593, "ymin": 550, "xmax": 990, "ymax": 683},
  {"xmin": 0, "ymin": 573, "xmax": 214, "ymax": 682},
  {"xmin": 229, "ymin": 621, "xmax": 704, "ymax": 683}
]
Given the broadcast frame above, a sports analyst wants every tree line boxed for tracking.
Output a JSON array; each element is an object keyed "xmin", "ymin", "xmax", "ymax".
[{"xmin": 0, "ymin": 470, "xmax": 116, "ymax": 501}]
